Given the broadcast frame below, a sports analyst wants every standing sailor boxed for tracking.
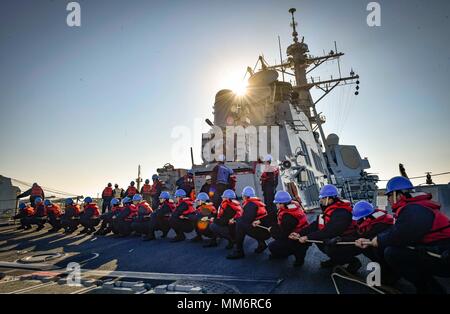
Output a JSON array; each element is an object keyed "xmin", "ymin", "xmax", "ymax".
[
  {"xmin": 210, "ymin": 154, "xmax": 234, "ymax": 208},
  {"xmin": 141, "ymin": 179, "xmax": 152, "ymax": 204},
  {"xmin": 150, "ymin": 174, "xmax": 164, "ymax": 208},
  {"xmin": 260, "ymin": 155, "xmax": 279, "ymax": 213},
  {"xmin": 16, "ymin": 183, "xmax": 45, "ymax": 207},
  {"xmin": 101, "ymin": 183, "xmax": 114, "ymax": 214},
  {"xmin": 123, "ymin": 181, "xmax": 138, "ymax": 199}
]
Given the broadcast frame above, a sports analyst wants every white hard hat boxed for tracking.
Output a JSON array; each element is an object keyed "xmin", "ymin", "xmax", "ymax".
[
  {"xmin": 264, "ymin": 154, "xmax": 273, "ymax": 162},
  {"xmin": 205, "ymin": 175, "xmax": 212, "ymax": 180},
  {"xmin": 217, "ymin": 154, "xmax": 226, "ymax": 162}
]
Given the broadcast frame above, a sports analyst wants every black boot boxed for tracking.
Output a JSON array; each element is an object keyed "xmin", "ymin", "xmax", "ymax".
[
  {"xmin": 293, "ymin": 258, "xmax": 305, "ymax": 268},
  {"xmin": 143, "ymin": 231, "xmax": 155, "ymax": 241},
  {"xmin": 17, "ymin": 225, "xmax": 25, "ymax": 230},
  {"xmin": 254, "ymin": 241, "xmax": 267, "ymax": 254},
  {"xmin": 345, "ymin": 257, "xmax": 362, "ymax": 274},
  {"xmin": 203, "ymin": 238, "xmax": 218, "ymax": 248},
  {"xmin": 190, "ymin": 234, "xmax": 203, "ymax": 243},
  {"xmin": 320, "ymin": 259, "xmax": 337, "ymax": 269},
  {"xmin": 170, "ymin": 233, "xmax": 186, "ymax": 242},
  {"xmin": 36, "ymin": 224, "xmax": 45, "ymax": 231},
  {"xmin": 227, "ymin": 248, "xmax": 245, "ymax": 259},
  {"xmin": 225, "ymin": 240, "xmax": 234, "ymax": 250}
]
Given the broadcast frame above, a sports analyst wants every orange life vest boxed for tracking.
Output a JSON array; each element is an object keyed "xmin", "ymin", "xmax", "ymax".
[
  {"xmin": 111, "ymin": 205, "xmax": 123, "ymax": 214},
  {"xmin": 356, "ymin": 209, "xmax": 394, "ymax": 235},
  {"xmin": 124, "ymin": 204, "xmax": 138, "ymax": 221},
  {"xmin": 46, "ymin": 204, "xmax": 62, "ymax": 217},
  {"xmin": 217, "ymin": 199, "xmax": 243, "ymax": 220},
  {"xmin": 277, "ymin": 201, "xmax": 309, "ymax": 233},
  {"xmin": 137, "ymin": 201, "xmax": 153, "ymax": 215},
  {"xmin": 141, "ymin": 184, "xmax": 152, "ymax": 195},
  {"xmin": 84, "ymin": 203, "xmax": 100, "ymax": 218},
  {"xmin": 102, "ymin": 187, "xmax": 113, "ymax": 197},
  {"xmin": 23, "ymin": 206, "xmax": 35, "ymax": 217},
  {"xmin": 65, "ymin": 204, "xmax": 80, "ymax": 216},
  {"xmin": 393, "ymin": 194, "xmax": 450, "ymax": 244},
  {"xmin": 31, "ymin": 185, "xmax": 44, "ymax": 197},
  {"xmin": 196, "ymin": 202, "xmax": 217, "ymax": 215},
  {"xmin": 177, "ymin": 198, "xmax": 196, "ymax": 215},
  {"xmin": 318, "ymin": 200, "xmax": 354, "ymax": 235},
  {"xmin": 242, "ymin": 197, "xmax": 267, "ymax": 221},
  {"xmin": 126, "ymin": 186, "xmax": 138, "ymax": 196},
  {"xmin": 150, "ymin": 181, "xmax": 163, "ymax": 195}
]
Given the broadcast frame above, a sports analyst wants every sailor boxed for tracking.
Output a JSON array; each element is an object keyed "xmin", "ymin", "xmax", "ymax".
[
  {"xmin": 260, "ymin": 154, "xmax": 279, "ymax": 214},
  {"xmin": 101, "ymin": 183, "xmax": 114, "ymax": 214},
  {"xmin": 16, "ymin": 182, "xmax": 45, "ymax": 207},
  {"xmin": 61, "ymin": 198, "xmax": 81, "ymax": 234},
  {"xmin": 25, "ymin": 197, "xmax": 47, "ymax": 231},
  {"xmin": 113, "ymin": 196, "xmax": 137, "ymax": 237},
  {"xmin": 123, "ymin": 181, "xmax": 138, "ymax": 198},
  {"xmin": 210, "ymin": 154, "xmax": 234, "ymax": 208},
  {"xmin": 227, "ymin": 186, "xmax": 271, "ymax": 259},
  {"xmin": 325, "ymin": 201, "xmax": 395, "ymax": 274},
  {"xmin": 168, "ymin": 189, "xmax": 196, "ymax": 242},
  {"xmin": 200, "ymin": 175, "xmax": 212, "ymax": 195},
  {"xmin": 131, "ymin": 194, "xmax": 153, "ymax": 237},
  {"xmin": 190, "ymin": 192, "xmax": 217, "ymax": 243},
  {"xmin": 176, "ymin": 171, "xmax": 195, "ymax": 200},
  {"xmin": 291, "ymin": 184, "xmax": 355, "ymax": 269},
  {"xmin": 357, "ymin": 176, "xmax": 450, "ymax": 294},
  {"xmin": 144, "ymin": 191, "xmax": 175, "ymax": 241},
  {"xmin": 13, "ymin": 202, "xmax": 34, "ymax": 230},
  {"xmin": 150, "ymin": 174, "xmax": 164, "ymax": 208},
  {"xmin": 94, "ymin": 198, "xmax": 122, "ymax": 236},
  {"xmin": 44, "ymin": 199, "xmax": 62, "ymax": 233},
  {"xmin": 79, "ymin": 197, "xmax": 101, "ymax": 235},
  {"xmin": 205, "ymin": 189, "xmax": 243, "ymax": 249},
  {"xmin": 268, "ymin": 191, "xmax": 310, "ymax": 267},
  {"xmin": 140, "ymin": 179, "xmax": 153, "ymax": 204},
  {"xmin": 113, "ymin": 184, "xmax": 123, "ymax": 200}
]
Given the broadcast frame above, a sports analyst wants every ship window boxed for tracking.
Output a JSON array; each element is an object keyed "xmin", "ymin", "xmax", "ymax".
[
  {"xmin": 299, "ymin": 139, "xmax": 312, "ymax": 166},
  {"xmin": 312, "ymin": 150, "xmax": 325, "ymax": 173}
]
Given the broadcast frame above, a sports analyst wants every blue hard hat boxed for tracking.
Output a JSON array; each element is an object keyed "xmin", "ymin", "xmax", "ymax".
[
  {"xmin": 221, "ymin": 189, "xmax": 236, "ymax": 199},
  {"xmin": 174, "ymin": 189, "xmax": 187, "ymax": 197},
  {"xmin": 385, "ymin": 176, "xmax": 414, "ymax": 195},
  {"xmin": 84, "ymin": 197, "xmax": 93, "ymax": 204},
  {"xmin": 44, "ymin": 199, "xmax": 52, "ymax": 206},
  {"xmin": 122, "ymin": 197, "xmax": 131, "ymax": 204},
  {"xmin": 35, "ymin": 197, "xmax": 43, "ymax": 204},
  {"xmin": 159, "ymin": 191, "xmax": 171, "ymax": 199},
  {"xmin": 242, "ymin": 186, "xmax": 256, "ymax": 198},
  {"xmin": 274, "ymin": 191, "xmax": 292, "ymax": 204},
  {"xmin": 19, "ymin": 202, "xmax": 26, "ymax": 210},
  {"xmin": 132, "ymin": 194, "xmax": 143, "ymax": 202},
  {"xmin": 65, "ymin": 198, "xmax": 74, "ymax": 205},
  {"xmin": 110, "ymin": 198, "xmax": 120, "ymax": 206},
  {"xmin": 152, "ymin": 174, "xmax": 159, "ymax": 180},
  {"xmin": 196, "ymin": 192, "xmax": 210, "ymax": 202},
  {"xmin": 352, "ymin": 201, "xmax": 374, "ymax": 220},
  {"xmin": 187, "ymin": 169, "xmax": 194, "ymax": 175},
  {"xmin": 319, "ymin": 184, "xmax": 339, "ymax": 199}
]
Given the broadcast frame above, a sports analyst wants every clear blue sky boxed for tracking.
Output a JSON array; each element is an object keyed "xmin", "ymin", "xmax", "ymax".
[{"xmin": 1, "ymin": 0, "xmax": 449, "ymax": 197}]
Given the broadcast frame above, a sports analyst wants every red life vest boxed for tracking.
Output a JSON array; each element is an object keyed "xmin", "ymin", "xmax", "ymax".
[
  {"xmin": 137, "ymin": 201, "xmax": 153, "ymax": 215},
  {"xmin": 23, "ymin": 206, "xmax": 35, "ymax": 217},
  {"xmin": 242, "ymin": 197, "xmax": 267, "ymax": 221},
  {"xmin": 318, "ymin": 200, "xmax": 354, "ymax": 235},
  {"xmin": 177, "ymin": 198, "xmax": 196, "ymax": 215},
  {"xmin": 31, "ymin": 185, "xmax": 44, "ymax": 197},
  {"xmin": 66, "ymin": 204, "xmax": 80, "ymax": 216},
  {"xmin": 34, "ymin": 203, "xmax": 47, "ymax": 217},
  {"xmin": 217, "ymin": 199, "xmax": 243, "ymax": 220},
  {"xmin": 277, "ymin": 201, "xmax": 309, "ymax": 233},
  {"xmin": 356, "ymin": 209, "xmax": 395, "ymax": 235},
  {"xmin": 196, "ymin": 202, "xmax": 217, "ymax": 215},
  {"xmin": 126, "ymin": 186, "xmax": 138, "ymax": 196},
  {"xmin": 150, "ymin": 181, "xmax": 163, "ymax": 195},
  {"xmin": 141, "ymin": 184, "xmax": 152, "ymax": 195},
  {"xmin": 102, "ymin": 187, "xmax": 113, "ymax": 197},
  {"xmin": 392, "ymin": 193, "xmax": 450, "ymax": 244},
  {"xmin": 46, "ymin": 204, "xmax": 62, "ymax": 217},
  {"xmin": 111, "ymin": 205, "xmax": 123, "ymax": 213},
  {"xmin": 84, "ymin": 203, "xmax": 100, "ymax": 217},
  {"xmin": 260, "ymin": 166, "xmax": 279, "ymax": 184},
  {"xmin": 124, "ymin": 204, "xmax": 138, "ymax": 221}
]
